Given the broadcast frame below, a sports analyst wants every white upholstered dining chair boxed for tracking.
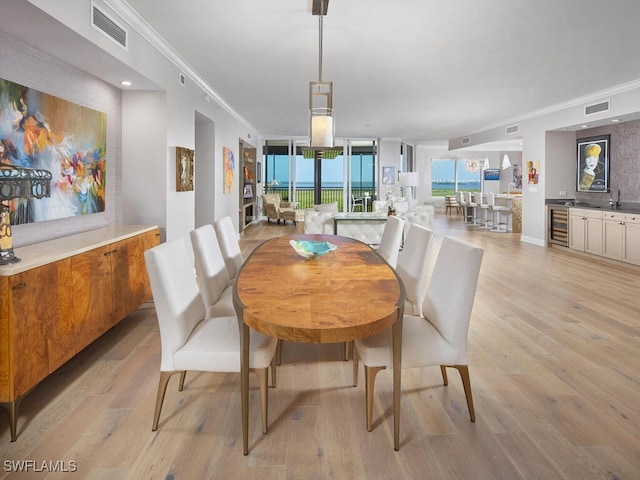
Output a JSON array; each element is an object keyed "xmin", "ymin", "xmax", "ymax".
[
  {"xmin": 214, "ymin": 215, "xmax": 244, "ymax": 281},
  {"xmin": 190, "ymin": 224, "xmax": 235, "ymax": 318},
  {"xmin": 353, "ymin": 236, "xmax": 484, "ymax": 431},
  {"xmin": 376, "ymin": 215, "xmax": 405, "ymax": 268},
  {"xmin": 144, "ymin": 238, "xmax": 278, "ymax": 433},
  {"xmin": 395, "ymin": 223, "xmax": 434, "ymax": 316}
]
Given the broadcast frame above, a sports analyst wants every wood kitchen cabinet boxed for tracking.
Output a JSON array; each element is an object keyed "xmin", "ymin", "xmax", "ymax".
[
  {"xmin": 0, "ymin": 225, "xmax": 160, "ymax": 441},
  {"xmin": 603, "ymin": 211, "xmax": 640, "ymax": 265},
  {"xmin": 569, "ymin": 208, "xmax": 603, "ymax": 255}
]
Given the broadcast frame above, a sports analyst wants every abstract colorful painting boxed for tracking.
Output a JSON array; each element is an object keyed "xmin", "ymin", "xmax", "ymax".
[
  {"xmin": 527, "ymin": 160, "xmax": 540, "ymax": 184},
  {"xmin": 0, "ymin": 78, "xmax": 107, "ymax": 225},
  {"xmin": 223, "ymin": 146, "xmax": 234, "ymax": 194}
]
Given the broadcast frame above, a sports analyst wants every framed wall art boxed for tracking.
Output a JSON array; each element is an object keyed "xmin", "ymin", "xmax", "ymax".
[
  {"xmin": 382, "ymin": 166, "xmax": 395, "ymax": 185},
  {"xmin": 0, "ymin": 77, "xmax": 107, "ymax": 224},
  {"xmin": 577, "ymin": 135, "xmax": 609, "ymax": 192},
  {"xmin": 484, "ymin": 168, "xmax": 500, "ymax": 181},
  {"xmin": 223, "ymin": 146, "xmax": 235, "ymax": 194},
  {"xmin": 176, "ymin": 146, "xmax": 194, "ymax": 192},
  {"xmin": 526, "ymin": 160, "xmax": 539, "ymax": 184}
]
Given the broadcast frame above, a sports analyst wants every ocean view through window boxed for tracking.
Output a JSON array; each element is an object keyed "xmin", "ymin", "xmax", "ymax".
[
  {"xmin": 263, "ymin": 141, "xmax": 376, "ymax": 211},
  {"xmin": 431, "ymin": 159, "xmax": 482, "ymax": 196}
]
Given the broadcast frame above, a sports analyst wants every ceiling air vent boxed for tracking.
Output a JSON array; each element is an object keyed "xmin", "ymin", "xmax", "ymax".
[
  {"xmin": 505, "ymin": 124, "xmax": 519, "ymax": 135},
  {"xmin": 179, "ymin": 73, "xmax": 186, "ymax": 86},
  {"xmin": 584, "ymin": 100, "xmax": 610, "ymax": 116},
  {"xmin": 91, "ymin": 4, "xmax": 128, "ymax": 50},
  {"xmin": 461, "ymin": 136, "xmax": 471, "ymax": 145}
]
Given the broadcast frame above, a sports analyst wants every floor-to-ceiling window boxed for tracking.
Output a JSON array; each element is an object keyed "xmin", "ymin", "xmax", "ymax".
[
  {"xmin": 263, "ymin": 140, "xmax": 291, "ymax": 199},
  {"xmin": 263, "ymin": 139, "xmax": 376, "ymax": 211},
  {"xmin": 431, "ymin": 158, "xmax": 483, "ymax": 196},
  {"xmin": 349, "ymin": 140, "xmax": 376, "ymax": 211}
]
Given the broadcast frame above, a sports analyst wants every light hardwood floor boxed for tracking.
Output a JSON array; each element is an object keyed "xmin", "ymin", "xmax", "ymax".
[{"xmin": 2, "ymin": 214, "xmax": 639, "ymax": 479}]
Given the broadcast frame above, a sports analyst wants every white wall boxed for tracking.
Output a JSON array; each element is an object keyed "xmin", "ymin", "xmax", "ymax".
[
  {"xmin": 194, "ymin": 112, "xmax": 216, "ymax": 229},
  {"xmin": 121, "ymin": 91, "xmax": 167, "ymax": 233},
  {"xmin": 545, "ymin": 131, "xmax": 575, "ymax": 201},
  {"xmin": 377, "ymin": 138, "xmax": 402, "ymax": 197}
]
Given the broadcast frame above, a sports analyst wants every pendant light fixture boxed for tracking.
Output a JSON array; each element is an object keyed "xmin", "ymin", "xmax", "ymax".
[
  {"xmin": 309, "ymin": 0, "xmax": 334, "ymax": 149},
  {"xmin": 502, "ymin": 153, "xmax": 511, "ymax": 169}
]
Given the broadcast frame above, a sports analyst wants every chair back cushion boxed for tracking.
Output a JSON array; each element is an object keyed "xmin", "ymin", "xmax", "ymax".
[
  {"xmin": 377, "ymin": 215, "xmax": 405, "ymax": 267},
  {"xmin": 396, "ymin": 224, "xmax": 434, "ymax": 314},
  {"xmin": 190, "ymin": 225, "xmax": 231, "ymax": 317},
  {"xmin": 422, "ymin": 237, "xmax": 483, "ymax": 363},
  {"xmin": 262, "ymin": 193, "xmax": 281, "ymax": 207},
  {"xmin": 214, "ymin": 216, "xmax": 243, "ymax": 279},
  {"xmin": 145, "ymin": 238, "xmax": 206, "ymax": 371},
  {"xmin": 313, "ymin": 202, "xmax": 338, "ymax": 213}
]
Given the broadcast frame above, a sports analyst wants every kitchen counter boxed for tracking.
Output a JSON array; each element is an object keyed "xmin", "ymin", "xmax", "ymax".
[{"xmin": 545, "ymin": 200, "xmax": 640, "ymax": 214}]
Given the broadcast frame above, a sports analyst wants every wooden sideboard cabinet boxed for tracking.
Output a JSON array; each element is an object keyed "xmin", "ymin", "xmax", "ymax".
[{"xmin": 0, "ymin": 225, "xmax": 160, "ymax": 441}]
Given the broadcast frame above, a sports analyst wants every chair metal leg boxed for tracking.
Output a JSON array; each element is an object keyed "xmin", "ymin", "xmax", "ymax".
[
  {"xmin": 270, "ymin": 355, "xmax": 277, "ymax": 388},
  {"xmin": 152, "ymin": 371, "xmax": 175, "ymax": 431},
  {"xmin": 440, "ymin": 365, "xmax": 448, "ymax": 386},
  {"xmin": 451, "ymin": 365, "xmax": 476, "ymax": 422},
  {"xmin": 178, "ymin": 371, "xmax": 187, "ymax": 391},
  {"xmin": 364, "ymin": 365, "xmax": 386, "ymax": 432}
]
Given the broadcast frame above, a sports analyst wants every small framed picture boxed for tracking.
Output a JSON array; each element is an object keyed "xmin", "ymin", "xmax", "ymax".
[
  {"xmin": 577, "ymin": 135, "xmax": 609, "ymax": 192},
  {"xmin": 382, "ymin": 166, "xmax": 395, "ymax": 185},
  {"xmin": 243, "ymin": 183, "xmax": 254, "ymax": 199},
  {"xmin": 176, "ymin": 146, "xmax": 194, "ymax": 192}
]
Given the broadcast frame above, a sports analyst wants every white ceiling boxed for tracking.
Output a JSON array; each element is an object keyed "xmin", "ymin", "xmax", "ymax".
[{"xmin": 4, "ymin": 0, "xmax": 640, "ymax": 145}]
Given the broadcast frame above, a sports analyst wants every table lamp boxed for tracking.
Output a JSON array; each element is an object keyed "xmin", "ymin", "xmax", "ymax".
[
  {"xmin": 0, "ymin": 165, "xmax": 53, "ymax": 265},
  {"xmin": 398, "ymin": 172, "xmax": 420, "ymax": 210}
]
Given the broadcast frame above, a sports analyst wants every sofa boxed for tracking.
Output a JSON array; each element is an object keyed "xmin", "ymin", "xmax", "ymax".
[
  {"xmin": 304, "ymin": 210, "xmax": 389, "ymax": 245},
  {"xmin": 304, "ymin": 202, "xmax": 434, "ymax": 245}
]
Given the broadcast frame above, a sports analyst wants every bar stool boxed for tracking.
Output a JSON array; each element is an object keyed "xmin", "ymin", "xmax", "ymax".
[
  {"xmin": 464, "ymin": 191, "xmax": 478, "ymax": 225},
  {"xmin": 484, "ymin": 192, "xmax": 496, "ymax": 230},
  {"xmin": 491, "ymin": 194, "xmax": 512, "ymax": 232},
  {"xmin": 475, "ymin": 193, "xmax": 490, "ymax": 228},
  {"xmin": 456, "ymin": 191, "xmax": 469, "ymax": 222}
]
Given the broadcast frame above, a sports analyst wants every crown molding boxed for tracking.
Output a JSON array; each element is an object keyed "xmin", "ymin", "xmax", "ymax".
[
  {"xmin": 103, "ymin": 0, "xmax": 256, "ymax": 133},
  {"xmin": 465, "ymin": 78, "xmax": 640, "ymax": 138}
]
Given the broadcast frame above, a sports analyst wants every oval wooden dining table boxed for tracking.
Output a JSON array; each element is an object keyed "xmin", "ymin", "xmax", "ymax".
[{"xmin": 233, "ymin": 233, "xmax": 405, "ymax": 455}]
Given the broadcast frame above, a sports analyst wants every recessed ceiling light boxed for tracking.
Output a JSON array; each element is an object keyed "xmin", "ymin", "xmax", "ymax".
[
  {"xmin": 120, "ymin": 80, "xmax": 132, "ymax": 86},
  {"xmin": 611, "ymin": 118, "xmax": 620, "ymax": 122},
  {"xmin": 580, "ymin": 124, "xmax": 590, "ymax": 128}
]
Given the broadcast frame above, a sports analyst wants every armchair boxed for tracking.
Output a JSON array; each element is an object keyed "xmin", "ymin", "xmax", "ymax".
[{"xmin": 262, "ymin": 193, "xmax": 295, "ymax": 224}]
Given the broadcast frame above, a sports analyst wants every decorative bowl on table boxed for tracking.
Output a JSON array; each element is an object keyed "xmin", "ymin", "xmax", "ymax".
[{"xmin": 289, "ymin": 240, "xmax": 337, "ymax": 259}]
